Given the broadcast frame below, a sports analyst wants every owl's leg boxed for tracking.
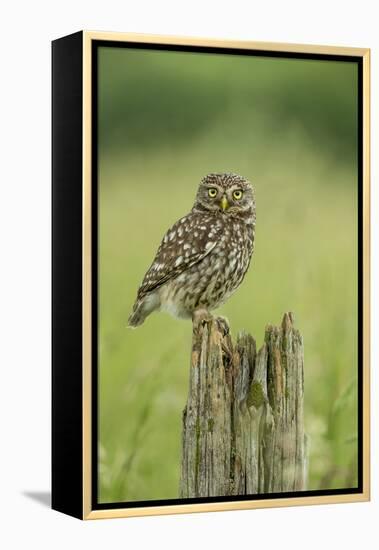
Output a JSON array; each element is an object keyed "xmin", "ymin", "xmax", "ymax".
[{"xmin": 192, "ymin": 307, "xmax": 213, "ymax": 331}]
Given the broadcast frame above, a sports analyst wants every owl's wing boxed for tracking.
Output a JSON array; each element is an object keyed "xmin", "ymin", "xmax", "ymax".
[{"xmin": 137, "ymin": 212, "xmax": 221, "ymax": 298}]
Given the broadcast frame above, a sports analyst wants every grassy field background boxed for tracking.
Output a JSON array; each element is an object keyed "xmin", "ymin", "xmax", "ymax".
[{"xmin": 98, "ymin": 47, "xmax": 358, "ymax": 503}]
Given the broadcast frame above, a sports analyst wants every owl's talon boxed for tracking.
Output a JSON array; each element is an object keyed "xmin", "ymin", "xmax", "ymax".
[
  {"xmin": 217, "ymin": 316, "xmax": 230, "ymax": 335},
  {"xmin": 192, "ymin": 309, "xmax": 213, "ymax": 331}
]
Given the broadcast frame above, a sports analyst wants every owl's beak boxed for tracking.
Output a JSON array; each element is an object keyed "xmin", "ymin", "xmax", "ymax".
[{"xmin": 221, "ymin": 196, "xmax": 229, "ymax": 211}]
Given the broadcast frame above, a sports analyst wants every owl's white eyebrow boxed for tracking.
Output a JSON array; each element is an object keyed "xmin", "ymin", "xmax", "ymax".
[{"xmin": 206, "ymin": 185, "xmax": 222, "ymax": 191}]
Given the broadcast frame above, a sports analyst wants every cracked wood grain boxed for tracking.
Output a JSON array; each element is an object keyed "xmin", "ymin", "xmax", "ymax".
[{"xmin": 179, "ymin": 312, "xmax": 308, "ymax": 498}]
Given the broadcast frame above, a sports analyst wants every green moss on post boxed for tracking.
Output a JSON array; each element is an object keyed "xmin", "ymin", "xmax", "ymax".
[{"xmin": 247, "ymin": 381, "xmax": 265, "ymax": 409}]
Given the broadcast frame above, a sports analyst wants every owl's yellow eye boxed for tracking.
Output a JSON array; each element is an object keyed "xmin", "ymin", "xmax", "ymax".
[
  {"xmin": 233, "ymin": 189, "xmax": 243, "ymax": 200},
  {"xmin": 208, "ymin": 188, "xmax": 218, "ymax": 198}
]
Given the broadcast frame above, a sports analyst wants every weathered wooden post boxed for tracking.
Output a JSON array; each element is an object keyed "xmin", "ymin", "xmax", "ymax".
[{"xmin": 180, "ymin": 312, "xmax": 307, "ymax": 498}]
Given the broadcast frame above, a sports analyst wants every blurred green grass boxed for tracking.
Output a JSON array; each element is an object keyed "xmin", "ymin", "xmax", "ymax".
[{"xmin": 98, "ymin": 47, "xmax": 358, "ymax": 503}]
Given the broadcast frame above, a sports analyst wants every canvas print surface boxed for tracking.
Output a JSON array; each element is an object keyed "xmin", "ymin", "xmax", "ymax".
[{"xmin": 97, "ymin": 45, "xmax": 359, "ymax": 504}]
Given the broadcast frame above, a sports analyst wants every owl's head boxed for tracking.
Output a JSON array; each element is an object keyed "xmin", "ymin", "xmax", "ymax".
[{"xmin": 193, "ymin": 173, "xmax": 255, "ymax": 219}]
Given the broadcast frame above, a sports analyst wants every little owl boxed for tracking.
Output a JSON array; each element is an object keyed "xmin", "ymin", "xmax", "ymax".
[{"xmin": 128, "ymin": 173, "xmax": 256, "ymax": 327}]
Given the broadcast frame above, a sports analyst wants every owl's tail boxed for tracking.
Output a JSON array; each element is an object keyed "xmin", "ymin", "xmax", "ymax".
[
  {"xmin": 127, "ymin": 304, "xmax": 145, "ymax": 328},
  {"xmin": 128, "ymin": 292, "xmax": 160, "ymax": 328}
]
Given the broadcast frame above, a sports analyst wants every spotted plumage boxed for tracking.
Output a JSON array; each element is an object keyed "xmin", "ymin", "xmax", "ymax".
[{"xmin": 128, "ymin": 173, "xmax": 256, "ymax": 327}]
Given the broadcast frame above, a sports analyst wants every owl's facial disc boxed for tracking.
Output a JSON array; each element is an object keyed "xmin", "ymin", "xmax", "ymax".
[{"xmin": 194, "ymin": 173, "xmax": 255, "ymax": 218}]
